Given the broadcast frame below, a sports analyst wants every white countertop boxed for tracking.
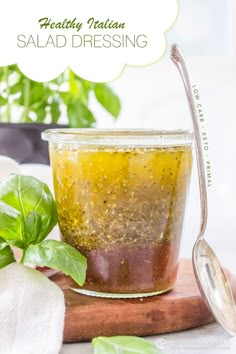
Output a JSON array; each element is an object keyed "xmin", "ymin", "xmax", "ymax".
[{"xmin": 61, "ymin": 322, "xmax": 236, "ymax": 354}]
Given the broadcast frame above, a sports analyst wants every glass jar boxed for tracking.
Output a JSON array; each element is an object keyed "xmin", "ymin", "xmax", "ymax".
[{"xmin": 42, "ymin": 129, "xmax": 193, "ymax": 298}]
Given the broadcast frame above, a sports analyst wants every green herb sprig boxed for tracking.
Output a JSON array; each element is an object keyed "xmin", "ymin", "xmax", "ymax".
[
  {"xmin": 0, "ymin": 65, "xmax": 121, "ymax": 126},
  {"xmin": 0, "ymin": 174, "xmax": 86, "ymax": 285}
]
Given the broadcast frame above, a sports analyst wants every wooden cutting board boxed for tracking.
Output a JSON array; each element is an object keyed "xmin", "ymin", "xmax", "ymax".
[{"xmin": 50, "ymin": 258, "xmax": 236, "ymax": 343}]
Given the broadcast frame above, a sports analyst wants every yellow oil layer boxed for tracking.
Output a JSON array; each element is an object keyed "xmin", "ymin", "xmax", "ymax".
[{"xmin": 51, "ymin": 146, "xmax": 192, "ymax": 249}]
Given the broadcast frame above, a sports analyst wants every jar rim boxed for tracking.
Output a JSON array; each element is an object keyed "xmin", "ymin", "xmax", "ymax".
[{"xmin": 42, "ymin": 128, "xmax": 193, "ymax": 143}]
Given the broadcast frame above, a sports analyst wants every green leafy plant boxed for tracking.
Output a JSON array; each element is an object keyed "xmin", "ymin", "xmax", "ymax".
[
  {"xmin": 0, "ymin": 65, "xmax": 121, "ymax": 126},
  {"xmin": 92, "ymin": 336, "xmax": 162, "ymax": 354},
  {"xmin": 0, "ymin": 174, "xmax": 87, "ymax": 285}
]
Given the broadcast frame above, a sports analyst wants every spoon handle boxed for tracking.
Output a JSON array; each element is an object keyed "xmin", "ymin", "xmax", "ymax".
[{"xmin": 170, "ymin": 44, "xmax": 208, "ymax": 238}]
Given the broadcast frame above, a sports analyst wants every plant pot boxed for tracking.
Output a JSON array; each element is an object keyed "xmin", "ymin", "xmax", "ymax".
[{"xmin": 0, "ymin": 123, "xmax": 67, "ymax": 164}]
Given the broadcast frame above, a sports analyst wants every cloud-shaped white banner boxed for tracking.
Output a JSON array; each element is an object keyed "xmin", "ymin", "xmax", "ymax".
[{"xmin": 0, "ymin": 0, "xmax": 179, "ymax": 82}]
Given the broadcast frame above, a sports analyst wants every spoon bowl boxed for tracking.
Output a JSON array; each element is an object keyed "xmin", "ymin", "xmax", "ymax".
[{"xmin": 193, "ymin": 238, "xmax": 236, "ymax": 335}]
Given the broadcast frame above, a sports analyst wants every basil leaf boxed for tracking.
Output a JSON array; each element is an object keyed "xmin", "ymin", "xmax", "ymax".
[
  {"xmin": 10, "ymin": 80, "xmax": 23, "ymax": 95},
  {"xmin": 28, "ymin": 82, "xmax": 45, "ymax": 105},
  {"xmin": 92, "ymin": 336, "xmax": 161, "ymax": 354},
  {"xmin": 0, "ymin": 174, "xmax": 57, "ymax": 246},
  {"xmin": 0, "ymin": 200, "xmax": 22, "ymax": 241},
  {"xmin": 69, "ymin": 72, "xmax": 90, "ymax": 105},
  {"xmin": 24, "ymin": 240, "xmax": 87, "ymax": 286},
  {"xmin": 60, "ymin": 92, "xmax": 76, "ymax": 105},
  {"xmin": 68, "ymin": 99, "xmax": 96, "ymax": 128},
  {"xmin": 0, "ymin": 97, "xmax": 7, "ymax": 106},
  {"xmin": 25, "ymin": 117, "xmax": 34, "ymax": 123},
  {"xmin": 69, "ymin": 77, "xmax": 81, "ymax": 100},
  {"xmin": 35, "ymin": 105, "xmax": 47, "ymax": 123},
  {"xmin": 24, "ymin": 211, "xmax": 42, "ymax": 245},
  {"xmin": 94, "ymin": 84, "xmax": 121, "ymax": 119},
  {"xmin": 0, "ymin": 237, "xmax": 15, "ymax": 269},
  {"xmin": 50, "ymin": 100, "xmax": 61, "ymax": 123}
]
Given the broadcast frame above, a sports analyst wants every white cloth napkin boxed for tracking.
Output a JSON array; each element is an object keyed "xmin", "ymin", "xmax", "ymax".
[
  {"xmin": 0, "ymin": 263, "xmax": 65, "ymax": 354},
  {"xmin": 0, "ymin": 157, "xmax": 65, "ymax": 354}
]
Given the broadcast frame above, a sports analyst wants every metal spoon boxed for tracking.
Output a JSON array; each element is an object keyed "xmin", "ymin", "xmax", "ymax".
[{"xmin": 170, "ymin": 43, "xmax": 236, "ymax": 335}]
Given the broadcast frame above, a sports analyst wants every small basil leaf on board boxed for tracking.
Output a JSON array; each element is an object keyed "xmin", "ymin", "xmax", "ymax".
[
  {"xmin": 92, "ymin": 336, "xmax": 162, "ymax": 354},
  {"xmin": 0, "ymin": 201, "xmax": 22, "ymax": 242},
  {"xmin": 94, "ymin": 84, "xmax": 121, "ymax": 119},
  {"xmin": 24, "ymin": 240, "xmax": 87, "ymax": 286},
  {"xmin": 0, "ymin": 237, "xmax": 15, "ymax": 269},
  {"xmin": 0, "ymin": 174, "xmax": 57, "ymax": 246}
]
